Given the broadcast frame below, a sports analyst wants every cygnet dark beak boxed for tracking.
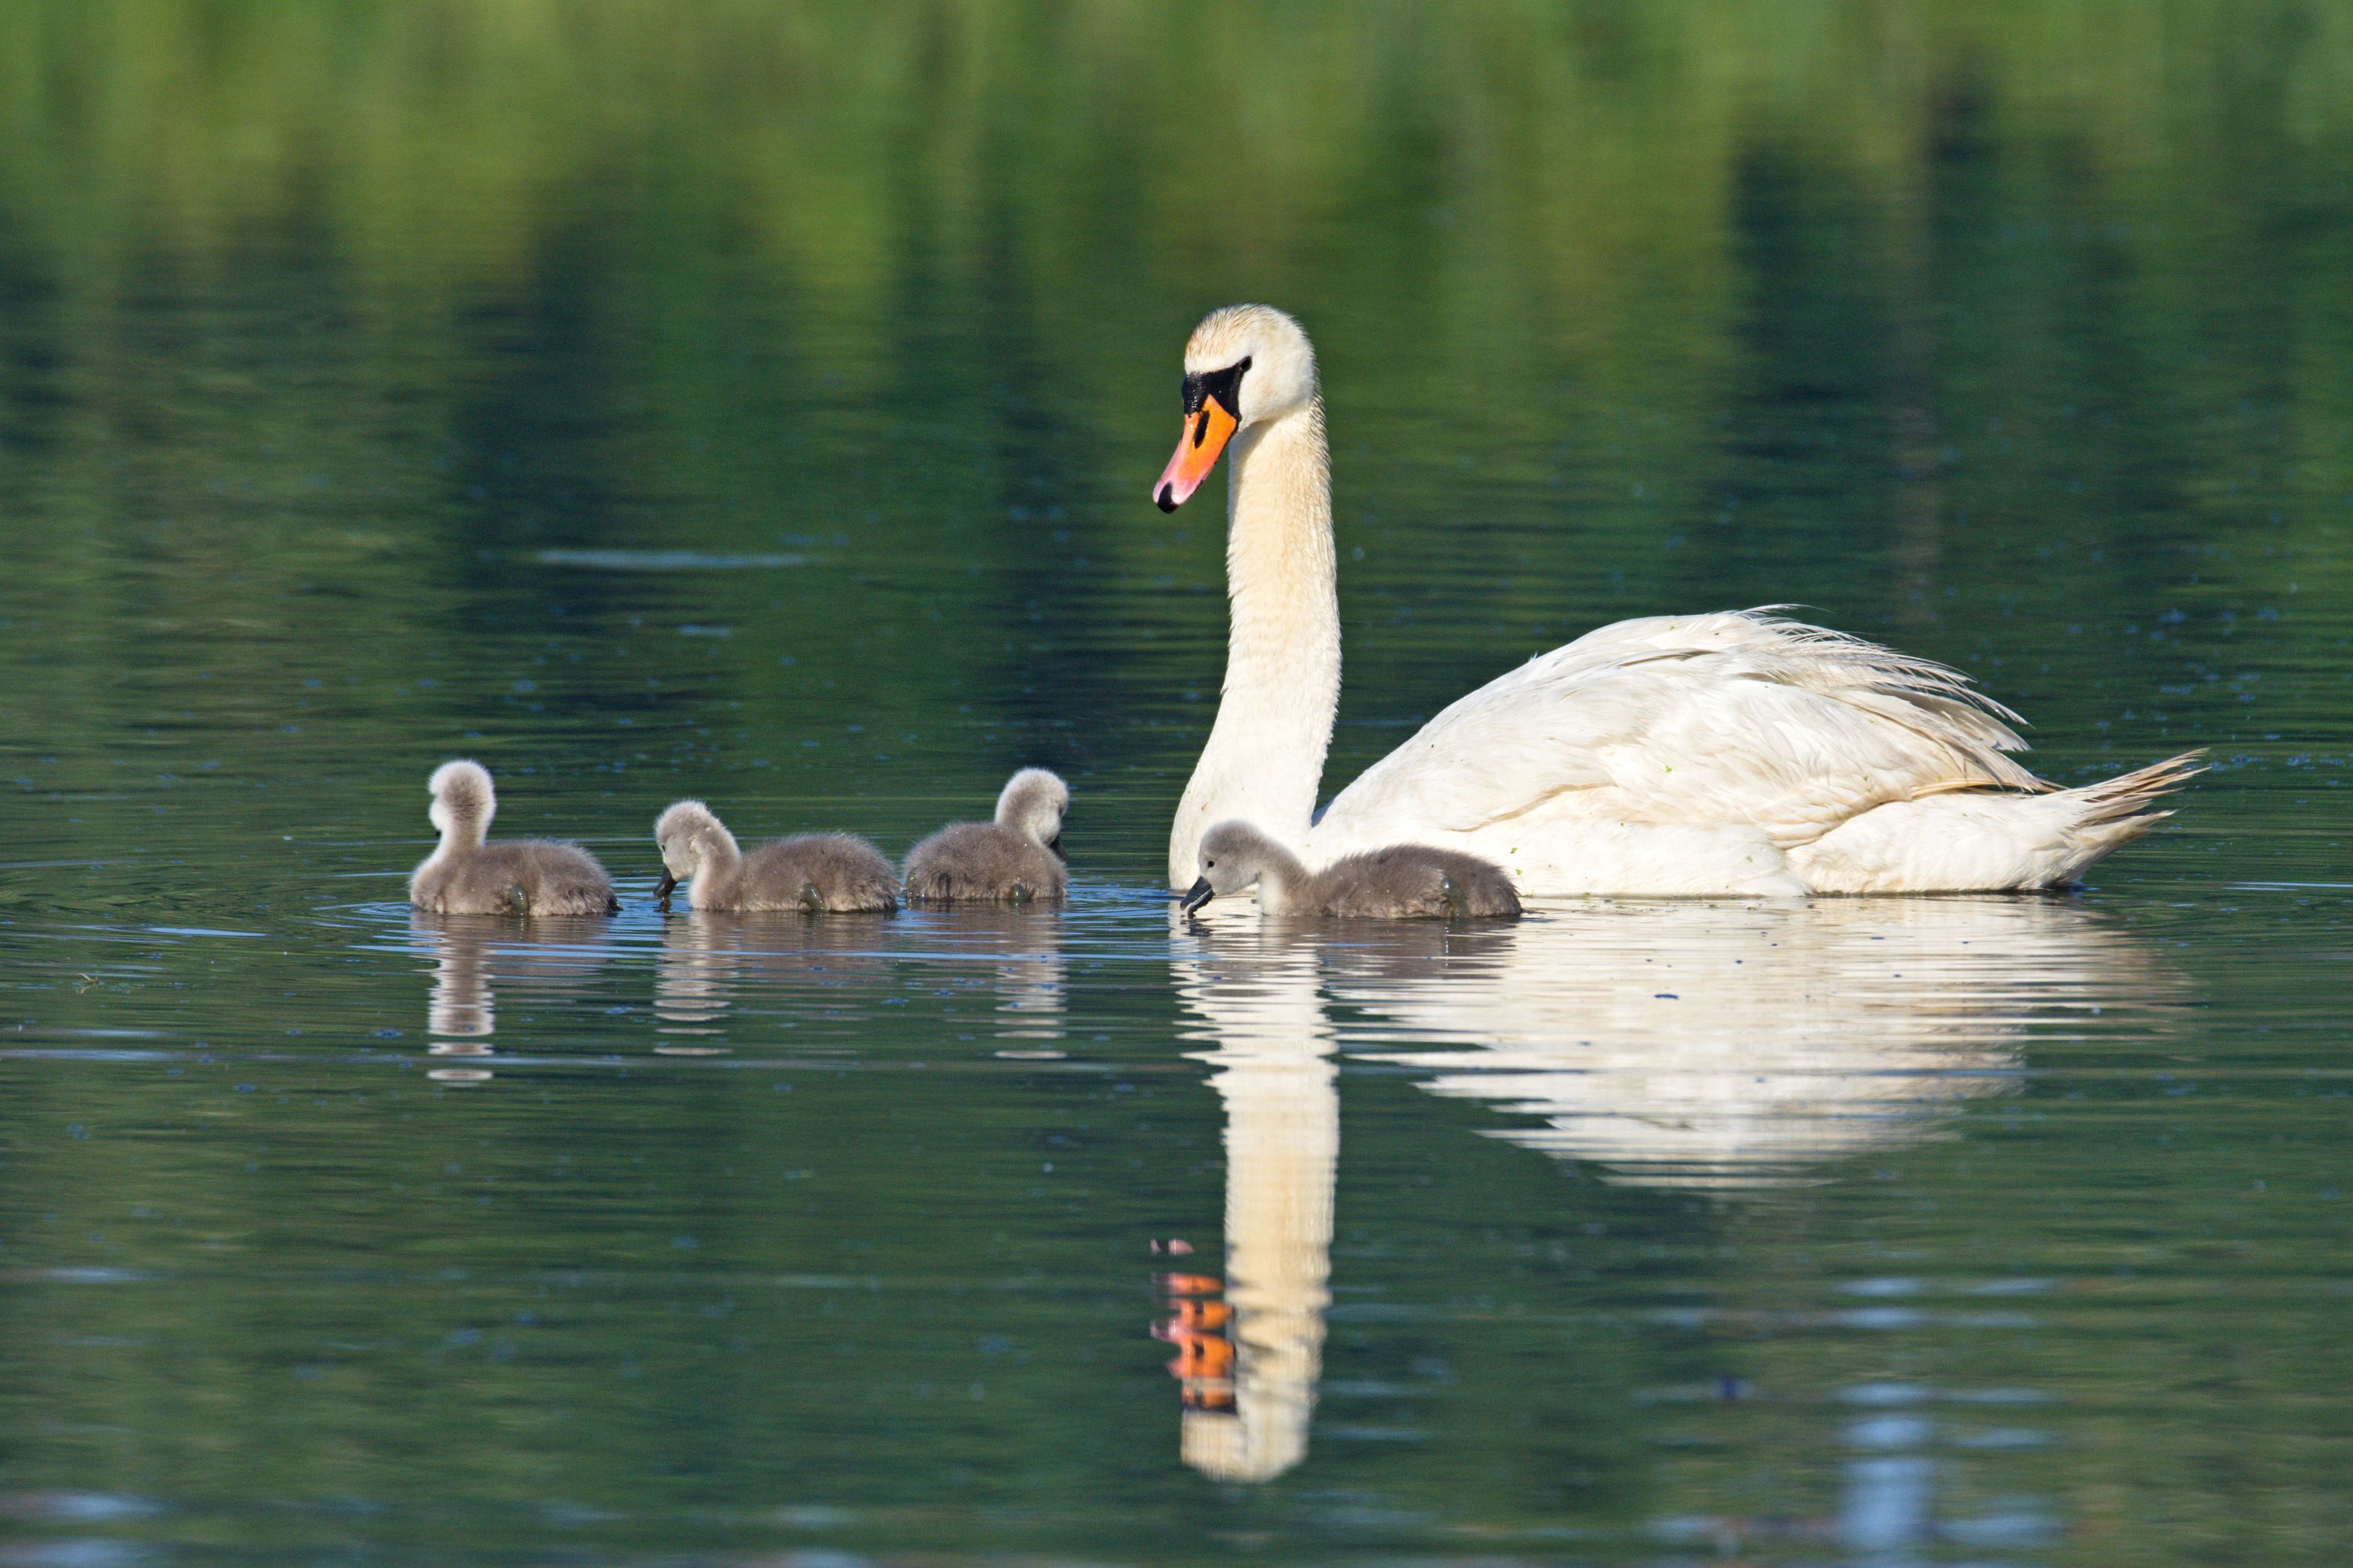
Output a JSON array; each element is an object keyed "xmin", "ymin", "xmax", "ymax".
[
  {"xmin": 1178, "ymin": 877, "xmax": 1215, "ymax": 915},
  {"xmin": 653, "ymin": 870, "xmax": 678, "ymax": 905},
  {"xmin": 1046, "ymin": 834, "xmax": 1067, "ymax": 864}
]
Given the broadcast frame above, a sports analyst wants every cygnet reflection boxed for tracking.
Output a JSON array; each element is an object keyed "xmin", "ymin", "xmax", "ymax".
[
  {"xmin": 653, "ymin": 911, "xmax": 899, "ymax": 1044},
  {"xmin": 1161, "ymin": 895, "xmax": 2184, "ymax": 1484},
  {"xmin": 412, "ymin": 912, "xmax": 617, "ymax": 1078},
  {"xmin": 1333, "ymin": 897, "xmax": 2188, "ymax": 1191},
  {"xmin": 652, "ymin": 907, "xmax": 1065, "ymax": 1048},
  {"xmin": 908, "ymin": 907, "xmax": 1068, "ymax": 1046}
]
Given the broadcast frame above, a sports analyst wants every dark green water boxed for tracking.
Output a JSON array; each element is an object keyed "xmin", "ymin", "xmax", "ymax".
[{"xmin": 2, "ymin": 2, "xmax": 2351, "ymax": 1563}]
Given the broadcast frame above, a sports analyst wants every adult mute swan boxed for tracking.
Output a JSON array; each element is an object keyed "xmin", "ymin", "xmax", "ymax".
[{"xmin": 1152, "ymin": 304, "xmax": 2198, "ymax": 897}]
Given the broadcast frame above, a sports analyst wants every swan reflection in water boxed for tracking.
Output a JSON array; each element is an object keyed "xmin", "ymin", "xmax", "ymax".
[
  {"xmin": 653, "ymin": 908, "xmax": 1064, "ymax": 1048},
  {"xmin": 410, "ymin": 913, "xmax": 617, "ymax": 1079},
  {"xmin": 1164, "ymin": 925, "xmax": 1336, "ymax": 1483},
  {"xmin": 1163, "ymin": 897, "xmax": 2184, "ymax": 1482}
]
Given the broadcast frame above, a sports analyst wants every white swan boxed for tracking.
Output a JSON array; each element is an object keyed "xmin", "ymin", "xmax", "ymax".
[{"xmin": 1154, "ymin": 304, "xmax": 2200, "ymax": 897}]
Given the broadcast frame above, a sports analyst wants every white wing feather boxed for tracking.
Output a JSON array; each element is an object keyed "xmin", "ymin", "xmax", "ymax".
[{"xmin": 1311, "ymin": 609, "xmax": 2041, "ymax": 859}]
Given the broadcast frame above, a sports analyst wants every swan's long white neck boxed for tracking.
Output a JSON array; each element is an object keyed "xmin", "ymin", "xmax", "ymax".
[{"xmin": 1169, "ymin": 402, "xmax": 1340, "ymax": 888}]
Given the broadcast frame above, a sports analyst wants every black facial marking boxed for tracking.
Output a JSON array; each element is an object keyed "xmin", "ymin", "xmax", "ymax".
[{"xmin": 1180, "ymin": 356, "xmax": 1251, "ymax": 423}]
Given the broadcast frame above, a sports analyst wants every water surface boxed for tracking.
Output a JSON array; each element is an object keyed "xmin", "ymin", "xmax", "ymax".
[{"xmin": 2, "ymin": 3, "xmax": 2350, "ymax": 1563}]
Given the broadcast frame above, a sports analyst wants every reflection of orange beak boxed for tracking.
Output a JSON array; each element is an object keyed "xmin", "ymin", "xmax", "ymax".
[
  {"xmin": 1153, "ymin": 396, "xmax": 1238, "ymax": 511},
  {"xmin": 1167, "ymin": 1298, "xmax": 1231, "ymax": 1330},
  {"xmin": 1165, "ymin": 1332, "xmax": 1235, "ymax": 1381}
]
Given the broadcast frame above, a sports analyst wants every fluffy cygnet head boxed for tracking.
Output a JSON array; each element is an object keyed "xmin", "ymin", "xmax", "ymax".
[
  {"xmin": 1179, "ymin": 820, "xmax": 1291, "ymax": 912},
  {"xmin": 652, "ymin": 799, "xmax": 740, "ymax": 898},
  {"xmin": 1155, "ymin": 303, "xmax": 1320, "ymax": 511},
  {"xmin": 428, "ymin": 760, "xmax": 496, "ymax": 845},
  {"xmin": 995, "ymin": 767, "xmax": 1069, "ymax": 851}
]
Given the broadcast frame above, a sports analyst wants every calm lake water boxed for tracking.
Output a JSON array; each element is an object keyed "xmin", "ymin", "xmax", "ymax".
[{"xmin": 2, "ymin": 3, "xmax": 2351, "ymax": 1563}]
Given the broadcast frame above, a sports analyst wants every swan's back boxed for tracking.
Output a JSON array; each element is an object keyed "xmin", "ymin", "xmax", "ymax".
[
  {"xmin": 1302, "ymin": 845, "xmax": 1522, "ymax": 919},
  {"xmin": 736, "ymin": 834, "xmax": 899, "ymax": 913},
  {"xmin": 1310, "ymin": 610, "xmax": 2041, "ymax": 879},
  {"xmin": 424, "ymin": 840, "xmax": 619, "ymax": 917},
  {"xmin": 903, "ymin": 823, "xmax": 1066, "ymax": 904}
]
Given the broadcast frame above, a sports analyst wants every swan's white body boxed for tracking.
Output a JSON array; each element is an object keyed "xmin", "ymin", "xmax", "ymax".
[{"xmin": 1158, "ymin": 305, "xmax": 2196, "ymax": 897}]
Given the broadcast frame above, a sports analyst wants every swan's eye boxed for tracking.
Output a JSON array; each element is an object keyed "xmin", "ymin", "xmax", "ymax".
[{"xmin": 1181, "ymin": 357, "xmax": 1252, "ymax": 425}]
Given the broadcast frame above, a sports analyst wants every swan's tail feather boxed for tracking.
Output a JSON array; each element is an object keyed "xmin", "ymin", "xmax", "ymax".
[
  {"xmin": 2049, "ymin": 751, "xmax": 2206, "ymax": 877},
  {"xmin": 2061, "ymin": 750, "xmax": 2207, "ymax": 825},
  {"xmin": 1789, "ymin": 750, "xmax": 2202, "ymax": 892},
  {"xmin": 1745, "ymin": 622, "xmax": 2209, "ymax": 850}
]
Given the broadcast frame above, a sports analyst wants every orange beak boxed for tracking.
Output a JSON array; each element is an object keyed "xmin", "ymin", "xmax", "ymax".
[{"xmin": 1153, "ymin": 395, "xmax": 1238, "ymax": 511}]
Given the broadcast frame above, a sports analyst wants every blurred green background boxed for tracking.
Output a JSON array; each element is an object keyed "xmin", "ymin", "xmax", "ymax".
[{"xmin": 3, "ymin": 0, "xmax": 2348, "ymax": 849}]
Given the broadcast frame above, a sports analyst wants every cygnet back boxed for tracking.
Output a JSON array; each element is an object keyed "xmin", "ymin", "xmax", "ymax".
[
  {"xmin": 739, "ymin": 833, "xmax": 900, "ymax": 913},
  {"xmin": 1300, "ymin": 844, "xmax": 1522, "ymax": 919},
  {"xmin": 654, "ymin": 798, "xmax": 898, "ymax": 912},
  {"xmin": 411, "ymin": 759, "xmax": 620, "ymax": 917},
  {"xmin": 902, "ymin": 768, "xmax": 1069, "ymax": 904}
]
